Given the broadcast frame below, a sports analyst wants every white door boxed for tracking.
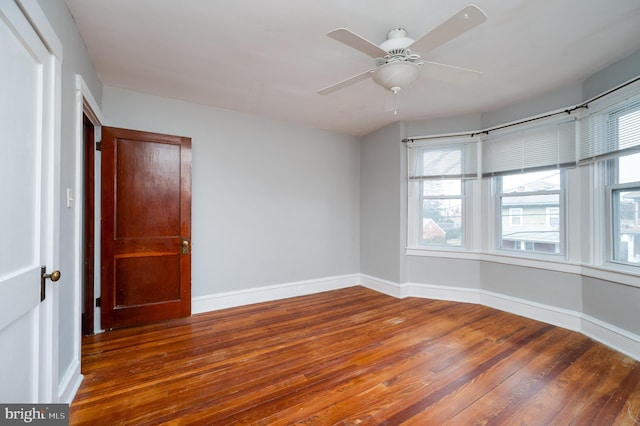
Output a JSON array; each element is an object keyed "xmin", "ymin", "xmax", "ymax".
[{"xmin": 0, "ymin": 0, "xmax": 59, "ymax": 402}]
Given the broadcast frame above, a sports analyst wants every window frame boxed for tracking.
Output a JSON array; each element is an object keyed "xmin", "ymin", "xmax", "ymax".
[
  {"xmin": 406, "ymin": 140, "xmax": 477, "ymax": 251},
  {"xmin": 606, "ymin": 162, "xmax": 640, "ymax": 268},
  {"xmin": 600, "ymin": 98, "xmax": 640, "ymax": 270}
]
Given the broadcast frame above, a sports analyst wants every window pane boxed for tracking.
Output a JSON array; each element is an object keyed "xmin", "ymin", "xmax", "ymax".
[
  {"xmin": 619, "ymin": 152, "xmax": 640, "ymax": 184},
  {"xmin": 422, "ymin": 198, "xmax": 462, "ymax": 246},
  {"xmin": 423, "ymin": 179, "xmax": 461, "ymax": 196},
  {"xmin": 501, "ymin": 170, "xmax": 560, "ymax": 193},
  {"xmin": 501, "ymin": 193, "xmax": 560, "ymax": 254},
  {"xmin": 613, "ymin": 188, "xmax": 640, "ymax": 264}
]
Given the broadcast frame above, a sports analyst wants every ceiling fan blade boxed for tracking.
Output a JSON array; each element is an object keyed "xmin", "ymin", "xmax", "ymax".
[
  {"xmin": 317, "ymin": 69, "xmax": 375, "ymax": 95},
  {"xmin": 409, "ymin": 5, "xmax": 487, "ymax": 55},
  {"xmin": 419, "ymin": 60, "xmax": 483, "ymax": 85},
  {"xmin": 327, "ymin": 28, "xmax": 389, "ymax": 58}
]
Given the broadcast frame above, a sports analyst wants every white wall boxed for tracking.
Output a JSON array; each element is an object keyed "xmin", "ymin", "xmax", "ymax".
[
  {"xmin": 101, "ymin": 88, "xmax": 361, "ymax": 297},
  {"xmin": 360, "ymin": 122, "xmax": 403, "ymax": 283},
  {"xmin": 583, "ymin": 49, "xmax": 640, "ymax": 100},
  {"xmin": 480, "ymin": 262, "xmax": 583, "ymax": 311}
]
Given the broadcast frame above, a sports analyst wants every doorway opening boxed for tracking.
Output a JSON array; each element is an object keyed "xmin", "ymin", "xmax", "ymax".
[{"xmin": 82, "ymin": 113, "xmax": 95, "ymax": 335}]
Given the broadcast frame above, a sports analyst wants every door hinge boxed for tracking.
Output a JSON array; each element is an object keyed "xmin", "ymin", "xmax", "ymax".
[
  {"xmin": 95, "ymin": 297, "xmax": 101, "ymax": 307},
  {"xmin": 96, "ymin": 141, "xmax": 102, "ymax": 151}
]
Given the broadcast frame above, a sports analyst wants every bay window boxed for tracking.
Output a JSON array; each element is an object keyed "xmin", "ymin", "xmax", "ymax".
[{"xmin": 405, "ymin": 78, "xmax": 640, "ymax": 277}]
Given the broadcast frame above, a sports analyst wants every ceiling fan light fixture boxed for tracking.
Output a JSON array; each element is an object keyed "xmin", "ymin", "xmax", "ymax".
[{"xmin": 372, "ymin": 61, "xmax": 420, "ymax": 92}]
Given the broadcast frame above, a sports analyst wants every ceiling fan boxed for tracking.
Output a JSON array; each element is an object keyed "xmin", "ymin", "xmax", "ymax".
[{"xmin": 317, "ymin": 5, "xmax": 487, "ymax": 96}]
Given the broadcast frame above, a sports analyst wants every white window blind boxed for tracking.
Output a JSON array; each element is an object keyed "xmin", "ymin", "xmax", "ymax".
[
  {"xmin": 482, "ymin": 116, "xmax": 576, "ymax": 177},
  {"xmin": 578, "ymin": 94, "xmax": 640, "ymax": 163},
  {"xmin": 407, "ymin": 137, "xmax": 478, "ymax": 180}
]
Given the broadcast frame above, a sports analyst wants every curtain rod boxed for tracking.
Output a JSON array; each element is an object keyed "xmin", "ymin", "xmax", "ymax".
[{"xmin": 402, "ymin": 74, "xmax": 640, "ymax": 144}]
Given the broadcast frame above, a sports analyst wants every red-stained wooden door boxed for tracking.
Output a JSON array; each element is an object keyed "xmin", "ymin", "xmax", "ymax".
[{"xmin": 101, "ymin": 127, "xmax": 191, "ymax": 330}]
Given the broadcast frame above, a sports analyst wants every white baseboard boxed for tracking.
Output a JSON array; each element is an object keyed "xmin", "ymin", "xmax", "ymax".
[
  {"xmin": 191, "ymin": 274, "xmax": 640, "ymax": 361},
  {"xmin": 358, "ymin": 274, "xmax": 405, "ymax": 298},
  {"xmin": 192, "ymin": 274, "xmax": 359, "ymax": 314},
  {"xmin": 478, "ymin": 290, "xmax": 582, "ymax": 332},
  {"xmin": 582, "ymin": 314, "xmax": 640, "ymax": 361},
  {"xmin": 58, "ymin": 359, "xmax": 83, "ymax": 404},
  {"xmin": 406, "ymin": 282, "xmax": 481, "ymax": 304}
]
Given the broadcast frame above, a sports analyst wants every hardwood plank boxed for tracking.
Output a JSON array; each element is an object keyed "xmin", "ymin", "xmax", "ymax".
[
  {"xmin": 547, "ymin": 349, "xmax": 625, "ymax": 424},
  {"xmin": 396, "ymin": 325, "xmax": 577, "ymax": 425},
  {"xmin": 70, "ymin": 287, "xmax": 640, "ymax": 425},
  {"xmin": 216, "ymin": 304, "xmax": 499, "ymax": 424},
  {"xmin": 366, "ymin": 322, "xmax": 560, "ymax": 425}
]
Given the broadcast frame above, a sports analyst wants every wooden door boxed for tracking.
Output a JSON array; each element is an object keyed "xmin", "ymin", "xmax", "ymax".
[
  {"xmin": 0, "ymin": 0, "xmax": 58, "ymax": 402},
  {"xmin": 101, "ymin": 127, "xmax": 191, "ymax": 330}
]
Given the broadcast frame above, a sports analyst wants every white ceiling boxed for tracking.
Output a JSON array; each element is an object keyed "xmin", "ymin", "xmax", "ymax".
[{"xmin": 65, "ymin": 0, "xmax": 640, "ymax": 136}]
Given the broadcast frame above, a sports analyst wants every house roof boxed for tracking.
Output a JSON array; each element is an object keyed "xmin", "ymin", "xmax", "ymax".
[
  {"xmin": 501, "ymin": 194, "xmax": 559, "ymax": 207},
  {"xmin": 65, "ymin": 0, "xmax": 640, "ymax": 136},
  {"xmin": 503, "ymin": 231, "xmax": 559, "ymax": 243}
]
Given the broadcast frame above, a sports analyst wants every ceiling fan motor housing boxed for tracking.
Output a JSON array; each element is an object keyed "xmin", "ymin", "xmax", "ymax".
[
  {"xmin": 376, "ymin": 28, "xmax": 421, "ymax": 67},
  {"xmin": 380, "ymin": 28, "xmax": 415, "ymax": 54}
]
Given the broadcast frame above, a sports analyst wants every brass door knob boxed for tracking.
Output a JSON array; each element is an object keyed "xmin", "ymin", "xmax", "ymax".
[
  {"xmin": 41, "ymin": 266, "xmax": 61, "ymax": 301},
  {"xmin": 43, "ymin": 270, "xmax": 61, "ymax": 282}
]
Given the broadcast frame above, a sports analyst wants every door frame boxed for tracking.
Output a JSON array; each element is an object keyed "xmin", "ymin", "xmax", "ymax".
[
  {"xmin": 62, "ymin": 74, "xmax": 103, "ymax": 402},
  {"xmin": 82, "ymin": 114, "xmax": 95, "ymax": 335},
  {"xmin": 74, "ymin": 75, "xmax": 104, "ymax": 339}
]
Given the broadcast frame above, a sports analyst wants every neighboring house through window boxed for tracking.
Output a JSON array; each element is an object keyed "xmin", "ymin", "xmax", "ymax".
[{"xmin": 497, "ymin": 170, "xmax": 563, "ymax": 254}]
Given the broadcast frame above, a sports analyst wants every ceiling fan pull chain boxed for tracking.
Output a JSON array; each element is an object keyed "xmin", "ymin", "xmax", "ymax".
[{"xmin": 393, "ymin": 89, "xmax": 399, "ymax": 115}]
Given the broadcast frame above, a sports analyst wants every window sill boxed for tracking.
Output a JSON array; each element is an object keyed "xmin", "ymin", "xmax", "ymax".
[
  {"xmin": 406, "ymin": 248, "xmax": 482, "ymax": 261},
  {"xmin": 406, "ymin": 248, "xmax": 640, "ymax": 287},
  {"xmin": 581, "ymin": 264, "xmax": 640, "ymax": 288}
]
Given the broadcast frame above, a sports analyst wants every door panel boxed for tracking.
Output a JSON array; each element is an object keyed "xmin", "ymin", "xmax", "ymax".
[
  {"xmin": 115, "ymin": 254, "xmax": 181, "ymax": 306},
  {"xmin": 0, "ymin": 0, "xmax": 57, "ymax": 402},
  {"xmin": 115, "ymin": 140, "xmax": 181, "ymax": 238},
  {"xmin": 101, "ymin": 127, "xmax": 191, "ymax": 330}
]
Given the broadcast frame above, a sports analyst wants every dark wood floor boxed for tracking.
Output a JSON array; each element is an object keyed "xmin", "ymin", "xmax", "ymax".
[{"xmin": 70, "ymin": 286, "xmax": 640, "ymax": 425}]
